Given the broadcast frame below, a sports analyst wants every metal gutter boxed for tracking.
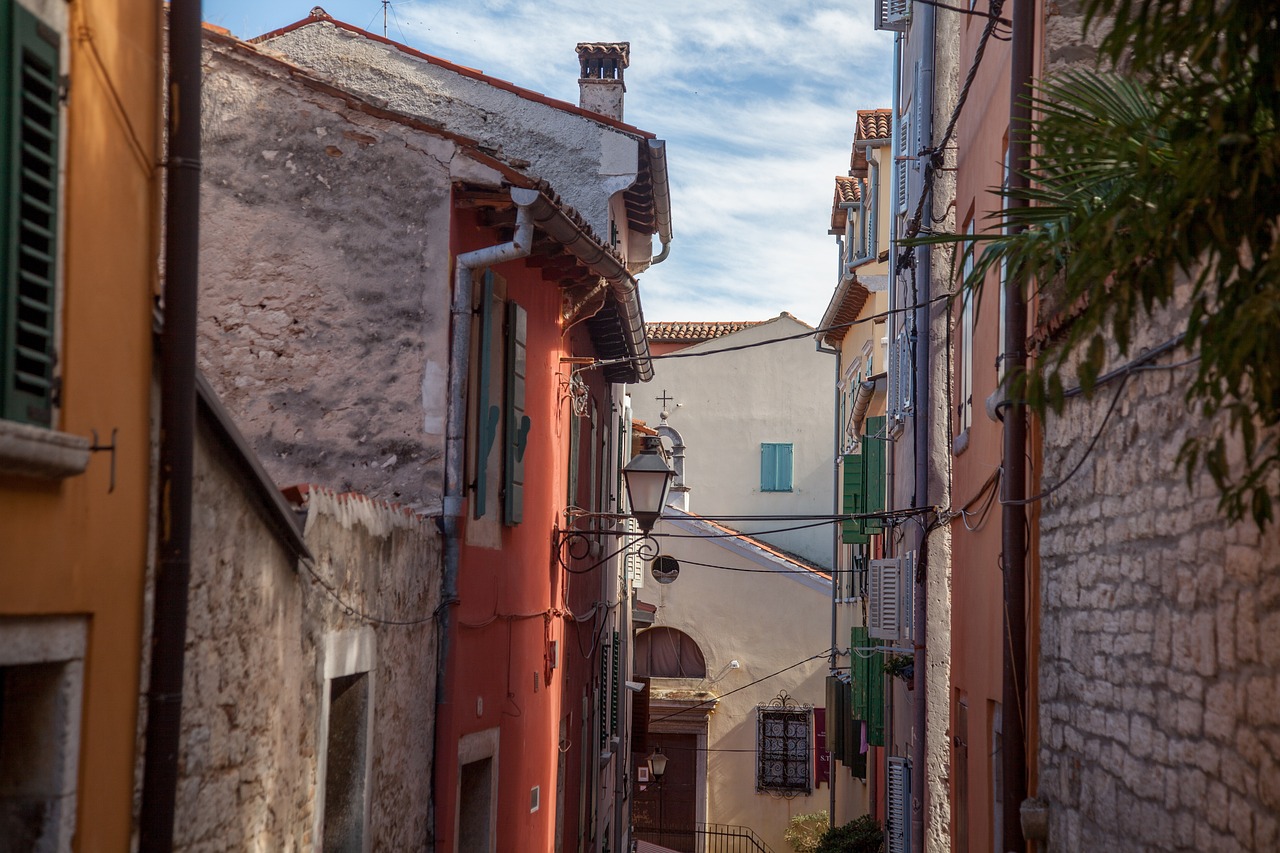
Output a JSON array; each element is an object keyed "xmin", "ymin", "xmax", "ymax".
[
  {"xmin": 647, "ymin": 139, "xmax": 673, "ymax": 264},
  {"xmin": 140, "ymin": 0, "xmax": 201, "ymax": 847},
  {"xmin": 522, "ymin": 192, "xmax": 654, "ymax": 383}
]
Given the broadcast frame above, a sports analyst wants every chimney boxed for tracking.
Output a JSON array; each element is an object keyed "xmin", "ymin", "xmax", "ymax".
[{"xmin": 576, "ymin": 42, "xmax": 629, "ymax": 121}]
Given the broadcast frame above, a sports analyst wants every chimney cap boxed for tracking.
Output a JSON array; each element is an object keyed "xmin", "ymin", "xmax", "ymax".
[{"xmin": 576, "ymin": 42, "xmax": 631, "ymax": 66}]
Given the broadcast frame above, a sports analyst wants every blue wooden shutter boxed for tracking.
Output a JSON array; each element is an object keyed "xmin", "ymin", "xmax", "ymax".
[
  {"xmin": 1, "ymin": 3, "xmax": 60, "ymax": 426},
  {"xmin": 503, "ymin": 301, "xmax": 529, "ymax": 525},
  {"xmin": 761, "ymin": 442, "xmax": 793, "ymax": 492},
  {"xmin": 472, "ymin": 272, "xmax": 499, "ymax": 518}
]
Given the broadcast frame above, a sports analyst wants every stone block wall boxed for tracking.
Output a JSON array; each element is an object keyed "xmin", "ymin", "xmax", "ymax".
[
  {"xmin": 1035, "ymin": 298, "xmax": 1280, "ymax": 852},
  {"xmin": 178, "ymin": 420, "xmax": 441, "ymax": 851}
]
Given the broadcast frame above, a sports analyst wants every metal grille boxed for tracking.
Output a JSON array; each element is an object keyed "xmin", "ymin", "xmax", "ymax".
[{"xmin": 755, "ymin": 693, "xmax": 811, "ymax": 794}]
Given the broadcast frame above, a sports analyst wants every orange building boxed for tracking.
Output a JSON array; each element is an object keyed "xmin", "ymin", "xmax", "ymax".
[{"xmin": 0, "ymin": 0, "xmax": 162, "ymax": 848}]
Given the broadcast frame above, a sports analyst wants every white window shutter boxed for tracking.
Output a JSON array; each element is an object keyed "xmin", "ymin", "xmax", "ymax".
[
  {"xmin": 901, "ymin": 551, "xmax": 915, "ymax": 640},
  {"xmin": 869, "ymin": 558, "xmax": 900, "ymax": 640},
  {"xmin": 896, "ymin": 113, "xmax": 911, "ymax": 216},
  {"xmin": 624, "ymin": 517, "xmax": 644, "ymax": 589},
  {"xmin": 887, "ymin": 757, "xmax": 912, "ymax": 853},
  {"xmin": 875, "ymin": 0, "xmax": 911, "ymax": 32}
]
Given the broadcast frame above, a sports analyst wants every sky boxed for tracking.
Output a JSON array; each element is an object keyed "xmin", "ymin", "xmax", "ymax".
[{"xmin": 202, "ymin": 1, "xmax": 895, "ymax": 326}]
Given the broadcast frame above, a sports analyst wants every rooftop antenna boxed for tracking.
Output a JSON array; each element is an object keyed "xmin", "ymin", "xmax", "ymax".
[{"xmin": 383, "ymin": 0, "xmax": 389, "ymax": 37}]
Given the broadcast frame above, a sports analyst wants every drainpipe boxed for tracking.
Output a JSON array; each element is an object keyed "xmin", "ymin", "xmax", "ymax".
[
  {"xmin": 646, "ymin": 140, "xmax": 673, "ymax": 264},
  {"xmin": 139, "ymin": 1, "xmax": 201, "ymax": 849},
  {"xmin": 1003, "ymin": 0, "xmax": 1033, "ymax": 848},
  {"xmin": 911, "ymin": 2, "xmax": 938, "ymax": 851},
  {"xmin": 434, "ymin": 189, "xmax": 537, "ymax": 844}
]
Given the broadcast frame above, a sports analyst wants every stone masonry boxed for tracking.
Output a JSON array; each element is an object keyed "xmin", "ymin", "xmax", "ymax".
[
  {"xmin": 1035, "ymin": 290, "xmax": 1280, "ymax": 852},
  {"xmin": 178, "ymin": 418, "xmax": 441, "ymax": 852}
]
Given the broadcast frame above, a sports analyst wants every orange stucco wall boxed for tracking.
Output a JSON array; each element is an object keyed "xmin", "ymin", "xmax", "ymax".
[
  {"xmin": 435, "ymin": 208, "xmax": 578, "ymax": 853},
  {"xmin": 0, "ymin": 1, "xmax": 161, "ymax": 850}
]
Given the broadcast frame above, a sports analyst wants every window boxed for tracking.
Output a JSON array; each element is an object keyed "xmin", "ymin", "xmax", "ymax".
[
  {"xmin": 0, "ymin": 617, "xmax": 86, "ymax": 852},
  {"xmin": 1, "ymin": 0, "xmax": 61, "ymax": 427},
  {"xmin": 756, "ymin": 703, "xmax": 812, "ymax": 793},
  {"xmin": 634, "ymin": 627, "xmax": 706, "ymax": 679},
  {"xmin": 760, "ymin": 442, "xmax": 793, "ymax": 492},
  {"xmin": 471, "ymin": 271, "xmax": 529, "ymax": 526},
  {"xmin": 317, "ymin": 629, "xmax": 375, "ymax": 852}
]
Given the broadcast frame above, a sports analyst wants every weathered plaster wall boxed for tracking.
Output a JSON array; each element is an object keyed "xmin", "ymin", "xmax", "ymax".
[
  {"xmin": 199, "ymin": 39, "xmax": 503, "ymax": 513},
  {"xmin": 630, "ymin": 315, "xmax": 837, "ymax": 567},
  {"xmin": 180, "ymin": 425, "xmax": 441, "ymax": 851},
  {"xmin": 260, "ymin": 21, "xmax": 641, "ymax": 236},
  {"xmin": 1035, "ymin": 290, "xmax": 1280, "ymax": 852}
]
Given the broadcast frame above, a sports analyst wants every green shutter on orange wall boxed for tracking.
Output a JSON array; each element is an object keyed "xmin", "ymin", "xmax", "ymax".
[
  {"xmin": 473, "ymin": 272, "xmax": 499, "ymax": 519},
  {"xmin": 1, "ymin": 2, "xmax": 60, "ymax": 427},
  {"xmin": 503, "ymin": 300, "xmax": 530, "ymax": 526}
]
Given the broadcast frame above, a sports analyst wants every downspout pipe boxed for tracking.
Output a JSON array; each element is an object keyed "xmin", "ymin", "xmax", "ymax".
[
  {"xmin": 912, "ymin": 1, "xmax": 937, "ymax": 851},
  {"xmin": 139, "ymin": 1, "xmax": 201, "ymax": 849},
  {"xmin": 1003, "ymin": 0, "xmax": 1033, "ymax": 848},
  {"xmin": 438, "ymin": 187, "xmax": 537, "ymax": 706},
  {"xmin": 646, "ymin": 139, "xmax": 673, "ymax": 264}
]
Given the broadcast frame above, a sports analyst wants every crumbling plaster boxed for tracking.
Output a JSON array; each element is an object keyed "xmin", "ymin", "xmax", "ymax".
[
  {"xmin": 260, "ymin": 22, "xmax": 641, "ymax": 237},
  {"xmin": 200, "ymin": 43, "xmax": 507, "ymax": 512}
]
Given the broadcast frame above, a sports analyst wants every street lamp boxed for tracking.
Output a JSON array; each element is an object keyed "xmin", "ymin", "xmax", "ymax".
[
  {"xmin": 648, "ymin": 746, "xmax": 668, "ymax": 846},
  {"xmin": 623, "ymin": 436, "xmax": 675, "ymax": 534}
]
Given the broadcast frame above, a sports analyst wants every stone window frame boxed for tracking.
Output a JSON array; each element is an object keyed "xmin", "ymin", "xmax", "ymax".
[
  {"xmin": 455, "ymin": 726, "xmax": 500, "ymax": 853},
  {"xmin": 0, "ymin": 615, "xmax": 88, "ymax": 850},
  {"xmin": 313, "ymin": 627, "xmax": 376, "ymax": 853}
]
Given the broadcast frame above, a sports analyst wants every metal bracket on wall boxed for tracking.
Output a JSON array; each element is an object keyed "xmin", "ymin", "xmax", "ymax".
[{"xmin": 89, "ymin": 428, "xmax": 117, "ymax": 493}]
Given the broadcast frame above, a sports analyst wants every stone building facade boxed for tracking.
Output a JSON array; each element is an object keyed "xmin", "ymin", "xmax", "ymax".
[{"xmin": 178, "ymin": 389, "xmax": 440, "ymax": 851}]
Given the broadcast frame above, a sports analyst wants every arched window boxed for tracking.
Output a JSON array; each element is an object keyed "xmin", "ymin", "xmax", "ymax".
[{"xmin": 634, "ymin": 627, "xmax": 706, "ymax": 678}]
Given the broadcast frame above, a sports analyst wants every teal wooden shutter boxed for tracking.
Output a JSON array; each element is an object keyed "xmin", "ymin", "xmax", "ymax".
[
  {"xmin": 472, "ymin": 272, "xmax": 499, "ymax": 519},
  {"xmin": 1, "ymin": 2, "xmax": 60, "ymax": 426},
  {"xmin": 503, "ymin": 300, "xmax": 529, "ymax": 525},
  {"xmin": 760, "ymin": 442, "xmax": 793, "ymax": 492}
]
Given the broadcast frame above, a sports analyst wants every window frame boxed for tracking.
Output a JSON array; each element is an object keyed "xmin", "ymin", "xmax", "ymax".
[{"xmin": 755, "ymin": 701, "xmax": 813, "ymax": 794}]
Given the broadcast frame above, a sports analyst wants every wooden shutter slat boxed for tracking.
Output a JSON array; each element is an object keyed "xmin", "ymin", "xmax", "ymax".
[{"xmin": 503, "ymin": 300, "xmax": 528, "ymax": 525}]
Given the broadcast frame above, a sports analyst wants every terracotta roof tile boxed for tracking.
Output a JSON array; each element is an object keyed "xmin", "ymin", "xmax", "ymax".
[
  {"xmin": 645, "ymin": 320, "xmax": 765, "ymax": 343},
  {"xmin": 831, "ymin": 176, "xmax": 862, "ymax": 232},
  {"xmin": 856, "ymin": 108, "xmax": 893, "ymax": 141}
]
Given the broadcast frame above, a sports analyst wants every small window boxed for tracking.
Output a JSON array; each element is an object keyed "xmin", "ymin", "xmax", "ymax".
[
  {"xmin": 760, "ymin": 442, "xmax": 793, "ymax": 492},
  {"xmin": 634, "ymin": 627, "xmax": 705, "ymax": 679},
  {"xmin": 756, "ymin": 703, "xmax": 812, "ymax": 793}
]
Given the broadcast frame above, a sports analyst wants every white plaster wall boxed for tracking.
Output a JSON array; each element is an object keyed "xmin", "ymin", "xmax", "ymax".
[
  {"xmin": 645, "ymin": 514, "xmax": 832, "ymax": 852},
  {"xmin": 261, "ymin": 22, "xmax": 641, "ymax": 236},
  {"xmin": 631, "ymin": 315, "xmax": 837, "ymax": 567}
]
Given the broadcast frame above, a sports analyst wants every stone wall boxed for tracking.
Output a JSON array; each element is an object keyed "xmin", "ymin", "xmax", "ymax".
[
  {"xmin": 1035, "ymin": 294, "xmax": 1280, "ymax": 851},
  {"xmin": 200, "ymin": 35, "xmax": 486, "ymax": 514},
  {"xmin": 178, "ymin": 418, "xmax": 441, "ymax": 851}
]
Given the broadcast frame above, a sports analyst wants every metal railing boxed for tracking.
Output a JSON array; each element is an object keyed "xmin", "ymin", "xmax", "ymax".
[{"xmin": 633, "ymin": 821, "xmax": 775, "ymax": 853}]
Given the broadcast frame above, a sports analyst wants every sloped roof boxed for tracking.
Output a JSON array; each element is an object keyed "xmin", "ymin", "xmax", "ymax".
[
  {"xmin": 818, "ymin": 279, "xmax": 872, "ymax": 348},
  {"xmin": 857, "ymin": 108, "xmax": 893, "ymax": 141},
  {"xmin": 831, "ymin": 175, "xmax": 862, "ymax": 233},
  {"xmin": 646, "ymin": 320, "xmax": 765, "ymax": 343},
  {"xmin": 665, "ymin": 508, "xmax": 832, "ymax": 582}
]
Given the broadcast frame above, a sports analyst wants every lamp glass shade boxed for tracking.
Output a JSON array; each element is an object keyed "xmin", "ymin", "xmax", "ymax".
[
  {"xmin": 648, "ymin": 748, "xmax": 668, "ymax": 779},
  {"xmin": 623, "ymin": 439, "xmax": 674, "ymax": 532}
]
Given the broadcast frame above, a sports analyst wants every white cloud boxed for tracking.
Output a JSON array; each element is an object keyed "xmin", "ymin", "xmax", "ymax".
[{"xmin": 207, "ymin": 0, "xmax": 895, "ymax": 324}]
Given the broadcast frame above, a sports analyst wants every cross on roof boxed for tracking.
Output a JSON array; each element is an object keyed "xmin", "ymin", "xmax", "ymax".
[{"xmin": 656, "ymin": 389, "xmax": 674, "ymax": 408}]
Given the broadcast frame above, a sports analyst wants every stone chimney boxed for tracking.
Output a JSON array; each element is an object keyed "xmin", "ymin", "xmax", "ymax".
[{"xmin": 576, "ymin": 42, "xmax": 629, "ymax": 121}]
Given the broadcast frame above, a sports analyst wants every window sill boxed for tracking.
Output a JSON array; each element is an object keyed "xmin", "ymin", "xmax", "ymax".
[
  {"xmin": 0, "ymin": 420, "xmax": 90, "ymax": 479},
  {"xmin": 952, "ymin": 428, "xmax": 970, "ymax": 457}
]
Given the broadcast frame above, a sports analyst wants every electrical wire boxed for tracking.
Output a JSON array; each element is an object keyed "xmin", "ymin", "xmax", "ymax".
[{"xmin": 300, "ymin": 556, "xmax": 438, "ymax": 626}]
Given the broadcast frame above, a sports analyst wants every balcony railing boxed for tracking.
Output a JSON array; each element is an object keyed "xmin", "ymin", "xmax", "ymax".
[{"xmin": 633, "ymin": 821, "xmax": 775, "ymax": 853}]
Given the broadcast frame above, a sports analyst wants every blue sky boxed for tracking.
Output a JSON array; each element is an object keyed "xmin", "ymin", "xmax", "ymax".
[{"xmin": 203, "ymin": 1, "xmax": 894, "ymax": 325}]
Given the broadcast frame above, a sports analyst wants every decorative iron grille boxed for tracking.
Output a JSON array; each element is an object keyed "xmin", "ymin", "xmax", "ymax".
[{"xmin": 755, "ymin": 692, "xmax": 812, "ymax": 794}]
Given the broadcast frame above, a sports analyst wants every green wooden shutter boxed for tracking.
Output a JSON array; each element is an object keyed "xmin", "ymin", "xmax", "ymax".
[
  {"xmin": 826, "ymin": 675, "xmax": 844, "ymax": 762},
  {"xmin": 1, "ymin": 2, "xmax": 60, "ymax": 426},
  {"xmin": 842, "ymin": 453, "xmax": 869, "ymax": 544},
  {"xmin": 503, "ymin": 300, "xmax": 529, "ymax": 525},
  {"xmin": 472, "ymin": 272, "xmax": 499, "ymax": 519},
  {"xmin": 852, "ymin": 626, "xmax": 885, "ymax": 747},
  {"xmin": 863, "ymin": 417, "xmax": 887, "ymax": 531}
]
